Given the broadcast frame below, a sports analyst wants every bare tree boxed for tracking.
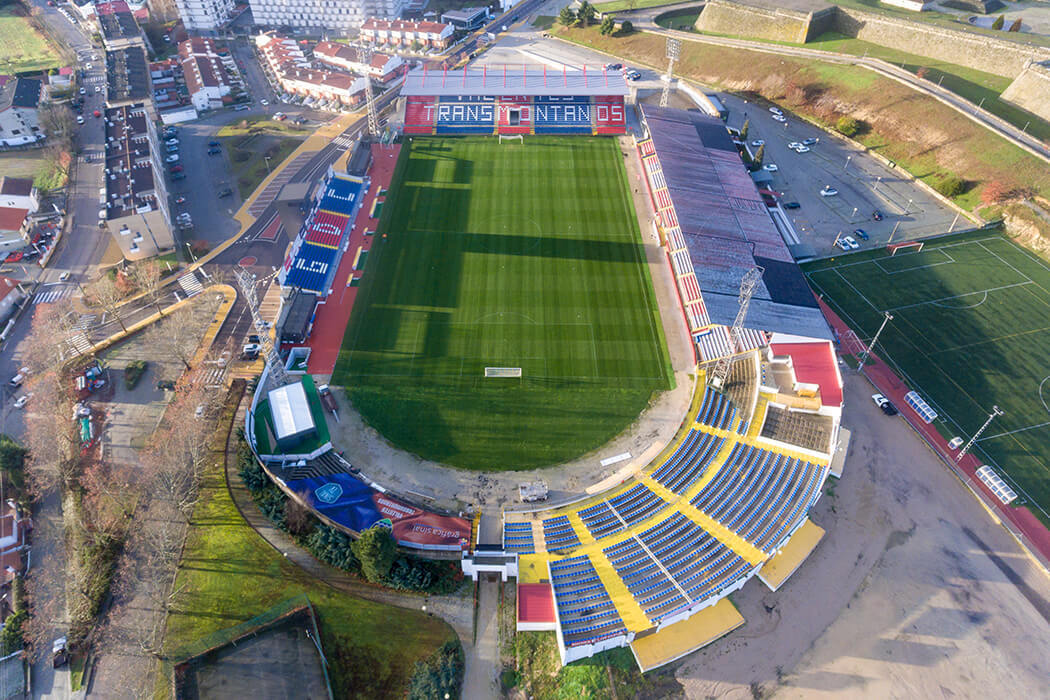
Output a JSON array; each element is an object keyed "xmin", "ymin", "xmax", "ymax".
[
  {"xmin": 38, "ymin": 102, "xmax": 75, "ymax": 145},
  {"xmin": 142, "ymin": 304, "xmax": 202, "ymax": 371},
  {"xmin": 85, "ymin": 274, "xmax": 130, "ymax": 333},
  {"xmin": 127, "ymin": 261, "xmax": 166, "ymax": 317}
]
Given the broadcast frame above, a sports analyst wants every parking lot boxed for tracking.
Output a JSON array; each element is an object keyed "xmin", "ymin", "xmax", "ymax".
[{"xmin": 721, "ymin": 94, "xmax": 962, "ymax": 256}]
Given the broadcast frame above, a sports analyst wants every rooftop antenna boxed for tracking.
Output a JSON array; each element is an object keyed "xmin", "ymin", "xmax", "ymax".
[{"xmin": 710, "ymin": 266, "xmax": 763, "ymax": 391}]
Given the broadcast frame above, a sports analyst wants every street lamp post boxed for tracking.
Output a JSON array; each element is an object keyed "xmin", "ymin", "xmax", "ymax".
[
  {"xmin": 844, "ymin": 155, "xmax": 852, "ymax": 170},
  {"xmin": 264, "ymin": 155, "xmax": 272, "ymax": 173},
  {"xmin": 185, "ymin": 242, "xmax": 197, "ymax": 263}
]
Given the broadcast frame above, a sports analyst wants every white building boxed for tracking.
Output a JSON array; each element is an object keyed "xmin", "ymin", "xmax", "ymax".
[
  {"xmin": 257, "ymin": 33, "xmax": 369, "ymax": 107},
  {"xmin": 312, "ymin": 41, "xmax": 404, "ymax": 82},
  {"xmin": 0, "ymin": 78, "xmax": 43, "ymax": 147},
  {"xmin": 173, "ymin": 0, "xmax": 236, "ymax": 31},
  {"xmin": 179, "ymin": 38, "xmax": 233, "ymax": 111},
  {"xmin": 249, "ymin": 0, "xmax": 404, "ymax": 32},
  {"xmin": 360, "ymin": 17, "xmax": 454, "ymax": 50}
]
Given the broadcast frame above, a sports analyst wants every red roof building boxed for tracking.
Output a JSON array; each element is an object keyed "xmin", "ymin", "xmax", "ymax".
[
  {"xmin": 517, "ymin": 583, "xmax": 557, "ymax": 631},
  {"xmin": 769, "ymin": 338, "xmax": 844, "ymax": 409}
]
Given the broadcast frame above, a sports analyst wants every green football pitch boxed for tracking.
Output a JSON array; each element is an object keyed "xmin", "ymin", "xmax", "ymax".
[
  {"xmin": 332, "ymin": 136, "xmax": 674, "ymax": 470},
  {"xmin": 802, "ymin": 230, "xmax": 1050, "ymax": 524}
]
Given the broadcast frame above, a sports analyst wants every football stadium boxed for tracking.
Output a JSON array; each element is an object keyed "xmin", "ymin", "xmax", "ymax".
[{"xmin": 249, "ymin": 71, "xmax": 846, "ymax": 670}]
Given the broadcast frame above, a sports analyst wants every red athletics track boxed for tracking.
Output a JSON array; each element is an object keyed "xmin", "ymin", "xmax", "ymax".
[
  {"xmin": 817, "ymin": 296, "xmax": 1050, "ymax": 566},
  {"xmin": 299, "ymin": 144, "xmax": 401, "ymax": 374}
]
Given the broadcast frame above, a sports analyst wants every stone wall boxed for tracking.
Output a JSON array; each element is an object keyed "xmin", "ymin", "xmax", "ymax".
[
  {"xmin": 694, "ymin": 0, "xmax": 1050, "ymax": 79},
  {"xmin": 1002, "ymin": 61, "xmax": 1050, "ymax": 124},
  {"xmin": 833, "ymin": 6, "xmax": 1050, "ymax": 78},
  {"xmin": 695, "ymin": 0, "xmax": 814, "ymax": 44}
]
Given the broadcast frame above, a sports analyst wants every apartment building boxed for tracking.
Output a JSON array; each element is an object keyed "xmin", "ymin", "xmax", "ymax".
[
  {"xmin": 0, "ymin": 78, "xmax": 43, "ymax": 147},
  {"xmin": 256, "ymin": 34, "xmax": 368, "ymax": 107},
  {"xmin": 179, "ymin": 38, "xmax": 234, "ymax": 111},
  {"xmin": 106, "ymin": 46, "xmax": 152, "ymax": 108},
  {"xmin": 359, "ymin": 18, "xmax": 454, "ymax": 49},
  {"xmin": 101, "ymin": 104, "xmax": 174, "ymax": 260},
  {"xmin": 249, "ymin": 0, "xmax": 404, "ymax": 33},
  {"xmin": 173, "ymin": 0, "xmax": 236, "ymax": 31},
  {"xmin": 312, "ymin": 41, "xmax": 404, "ymax": 82},
  {"xmin": 96, "ymin": 1, "xmax": 144, "ymax": 51}
]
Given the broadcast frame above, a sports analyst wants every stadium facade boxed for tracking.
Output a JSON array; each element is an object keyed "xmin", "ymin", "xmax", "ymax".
[{"xmin": 401, "ymin": 65, "xmax": 628, "ymax": 135}]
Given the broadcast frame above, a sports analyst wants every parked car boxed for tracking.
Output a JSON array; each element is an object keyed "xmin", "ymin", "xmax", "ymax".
[
  {"xmin": 772, "ymin": 114, "xmax": 787, "ymax": 123},
  {"xmin": 768, "ymin": 107, "xmax": 782, "ymax": 115},
  {"xmin": 76, "ymin": 115, "xmax": 84, "ymax": 124},
  {"xmin": 625, "ymin": 70, "xmax": 642, "ymax": 81},
  {"xmin": 207, "ymin": 147, "xmax": 221, "ymax": 155},
  {"xmin": 79, "ymin": 87, "xmax": 86, "ymax": 95},
  {"xmin": 94, "ymin": 85, "xmax": 101, "ymax": 93},
  {"xmin": 169, "ymin": 165, "xmax": 183, "ymax": 173},
  {"xmin": 872, "ymin": 209, "xmax": 883, "ymax": 221},
  {"xmin": 751, "ymin": 140, "xmax": 765, "ymax": 147},
  {"xmin": 218, "ymin": 187, "xmax": 233, "ymax": 197},
  {"xmin": 872, "ymin": 393, "xmax": 898, "ymax": 416},
  {"xmin": 794, "ymin": 145, "xmax": 810, "ymax": 153},
  {"xmin": 853, "ymin": 228, "xmax": 870, "ymax": 240},
  {"xmin": 820, "ymin": 185, "xmax": 839, "ymax": 197},
  {"xmin": 242, "ymin": 343, "xmax": 261, "ymax": 359},
  {"xmin": 175, "ymin": 196, "xmax": 187, "ymax": 204},
  {"xmin": 165, "ymin": 154, "xmax": 179, "ymax": 163},
  {"xmin": 260, "ymin": 99, "xmax": 269, "ymax": 106},
  {"xmin": 802, "ymin": 137, "xmax": 819, "ymax": 146},
  {"xmin": 165, "ymin": 138, "xmax": 179, "ymax": 146},
  {"xmin": 783, "ymin": 201, "xmax": 801, "ymax": 209},
  {"xmin": 13, "ymin": 394, "xmax": 30, "ymax": 409},
  {"xmin": 763, "ymin": 163, "xmax": 778, "ymax": 172},
  {"xmin": 604, "ymin": 63, "xmax": 622, "ymax": 71},
  {"xmin": 8, "ymin": 368, "xmax": 28, "ymax": 387},
  {"xmin": 835, "ymin": 235, "xmax": 860, "ymax": 251},
  {"xmin": 208, "ymin": 140, "xmax": 220, "ymax": 147},
  {"xmin": 787, "ymin": 142, "xmax": 801, "ymax": 149},
  {"xmin": 59, "ymin": 271, "xmax": 70, "ymax": 281},
  {"xmin": 171, "ymin": 172, "xmax": 186, "ymax": 180}
]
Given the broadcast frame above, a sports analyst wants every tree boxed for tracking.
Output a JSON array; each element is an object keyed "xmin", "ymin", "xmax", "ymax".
[
  {"xmin": 991, "ymin": 14, "xmax": 1004, "ymax": 30},
  {"xmin": 753, "ymin": 143, "xmax": 765, "ymax": 165},
  {"xmin": 38, "ymin": 102, "xmax": 74, "ymax": 144},
  {"xmin": 127, "ymin": 261, "xmax": 166, "ymax": 316},
  {"xmin": 0, "ymin": 435, "xmax": 27, "ymax": 496},
  {"xmin": 558, "ymin": 6, "xmax": 576, "ymax": 26},
  {"xmin": 981, "ymin": 180, "xmax": 1012, "ymax": 206},
  {"xmin": 836, "ymin": 116, "xmax": 860, "ymax": 137},
  {"xmin": 85, "ymin": 273, "xmax": 130, "ymax": 333},
  {"xmin": 578, "ymin": 1, "xmax": 596, "ymax": 26},
  {"xmin": 916, "ymin": 66, "xmax": 929, "ymax": 80},
  {"xmin": 599, "ymin": 15, "xmax": 615, "ymax": 35},
  {"xmin": 620, "ymin": 19, "xmax": 634, "ymax": 34},
  {"xmin": 740, "ymin": 118, "xmax": 750, "ymax": 140},
  {"xmin": 1009, "ymin": 17, "xmax": 1022, "ymax": 32},
  {"xmin": 935, "ymin": 175, "xmax": 965, "ymax": 198},
  {"xmin": 143, "ymin": 304, "xmax": 200, "ymax": 371},
  {"xmin": 351, "ymin": 527, "xmax": 397, "ymax": 583}
]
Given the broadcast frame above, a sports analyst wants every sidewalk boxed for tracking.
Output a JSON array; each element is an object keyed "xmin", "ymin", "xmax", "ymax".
[{"xmin": 817, "ymin": 296, "xmax": 1050, "ymax": 570}]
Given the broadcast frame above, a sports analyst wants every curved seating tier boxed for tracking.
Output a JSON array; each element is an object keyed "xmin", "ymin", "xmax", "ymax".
[
  {"xmin": 503, "ymin": 521, "xmax": 535, "ymax": 554},
  {"xmin": 578, "ymin": 484, "xmax": 667, "ymax": 540},
  {"xmin": 542, "ymin": 515, "xmax": 581, "ymax": 552},
  {"xmin": 650, "ymin": 429, "xmax": 726, "ymax": 495},
  {"xmin": 550, "ymin": 555, "xmax": 628, "ymax": 646},
  {"xmin": 696, "ymin": 386, "xmax": 736, "ymax": 432}
]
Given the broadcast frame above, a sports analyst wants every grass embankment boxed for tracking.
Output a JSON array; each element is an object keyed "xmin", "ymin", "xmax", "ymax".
[
  {"xmin": 594, "ymin": 0, "xmax": 684, "ymax": 13},
  {"xmin": 557, "ymin": 25, "xmax": 1050, "ymax": 212},
  {"xmin": 655, "ymin": 7, "xmax": 700, "ymax": 30},
  {"xmin": 334, "ymin": 136, "xmax": 673, "ymax": 470},
  {"xmin": 0, "ymin": 7, "xmax": 62, "ymax": 74},
  {"xmin": 802, "ymin": 229, "xmax": 1050, "ymax": 526},
  {"xmin": 162, "ymin": 389, "xmax": 456, "ymax": 698},
  {"xmin": 216, "ymin": 118, "xmax": 307, "ymax": 199}
]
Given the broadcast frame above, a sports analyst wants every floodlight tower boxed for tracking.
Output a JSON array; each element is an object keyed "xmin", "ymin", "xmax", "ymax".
[
  {"xmin": 957, "ymin": 405, "xmax": 1004, "ymax": 461},
  {"xmin": 710, "ymin": 266, "xmax": 764, "ymax": 390},
  {"xmin": 856, "ymin": 311, "xmax": 893, "ymax": 372},
  {"xmin": 358, "ymin": 44, "xmax": 380, "ymax": 138},
  {"xmin": 234, "ymin": 266, "xmax": 286, "ymax": 389},
  {"xmin": 660, "ymin": 38, "xmax": 681, "ymax": 108}
]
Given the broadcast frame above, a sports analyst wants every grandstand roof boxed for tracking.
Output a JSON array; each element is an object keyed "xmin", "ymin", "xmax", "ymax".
[
  {"xmin": 640, "ymin": 105, "xmax": 831, "ymax": 341},
  {"xmin": 769, "ymin": 338, "xmax": 843, "ymax": 408},
  {"xmin": 402, "ymin": 65, "xmax": 629, "ymax": 97}
]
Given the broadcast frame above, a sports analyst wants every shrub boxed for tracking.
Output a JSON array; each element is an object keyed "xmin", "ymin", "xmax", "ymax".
[
  {"xmin": 303, "ymin": 524, "xmax": 360, "ymax": 573},
  {"xmin": 836, "ymin": 116, "xmax": 860, "ymax": 137},
  {"xmin": 1009, "ymin": 17, "xmax": 1022, "ymax": 31},
  {"xmin": 351, "ymin": 527, "xmax": 397, "ymax": 583},
  {"xmin": 599, "ymin": 15, "xmax": 615, "ymax": 35},
  {"xmin": 619, "ymin": 19, "xmax": 634, "ymax": 34},
  {"xmin": 124, "ymin": 360, "xmax": 147, "ymax": 389},
  {"xmin": 916, "ymin": 67, "xmax": 929, "ymax": 80},
  {"xmin": 991, "ymin": 14, "xmax": 1004, "ymax": 30},
  {"xmin": 256, "ymin": 486, "xmax": 288, "ymax": 530},
  {"xmin": 558, "ymin": 6, "xmax": 575, "ymax": 26},
  {"xmin": 237, "ymin": 447, "xmax": 270, "ymax": 493},
  {"xmin": 408, "ymin": 640, "xmax": 464, "ymax": 700},
  {"xmin": 935, "ymin": 175, "xmax": 965, "ymax": 198},
  {"xmin": 0, "ymin": 436, "xmax": 27, "ymax": 496},
  {"xmin": 0, "ymin": 610, "xmax": 26, "ymax": 655}
]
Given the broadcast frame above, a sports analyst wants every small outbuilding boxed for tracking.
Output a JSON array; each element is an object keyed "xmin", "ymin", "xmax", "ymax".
[{"xmin": 268, "ymin": 381, "xmax": 317, "ymax": 450}]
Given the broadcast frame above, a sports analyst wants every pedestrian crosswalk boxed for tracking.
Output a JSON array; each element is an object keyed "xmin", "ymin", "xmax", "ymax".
[
  {"xmin": 73, "ymin": 314, "xmax": 96, "ymax": 331},
  {"xmin": 66, "ymin": 332, "xmax": 91, "ymax": 357},
  {"xmin": 332, "ymin": 134, "xmax": 355, "ymax": 150},
  {"xmin": 33, "ymin": 286, "xmax": 75, "ymax": 305},
  {"xmin": 178, "ymin": 272, "xmax": 204, "ymax": 297}
]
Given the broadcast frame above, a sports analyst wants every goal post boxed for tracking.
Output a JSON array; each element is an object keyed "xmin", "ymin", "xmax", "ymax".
[
  {"xmin": 887, "ymin": 240, "xmax": 923, "ymax": 256},
  {"xmin": 498, "ymin": 134, "xmax": 524, "ymax": 145},
  {"xmin": 485, "ymin": 367, "xmax": 522, "ymax": 377}
]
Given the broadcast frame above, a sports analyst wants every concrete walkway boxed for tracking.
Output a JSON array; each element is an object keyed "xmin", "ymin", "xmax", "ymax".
[{"xmin": 463, "ymin": 577, "xmax": 501, "ymax": 700}]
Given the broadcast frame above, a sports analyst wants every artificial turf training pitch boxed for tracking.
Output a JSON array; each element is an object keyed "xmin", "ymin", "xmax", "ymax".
[
  {"xmin": 332, "ymin": 136, "xmax": 673, "ymax": 470},
  {"xmin": 802, "ymin": 229, "xmax": 1050, "ymax": 525}
]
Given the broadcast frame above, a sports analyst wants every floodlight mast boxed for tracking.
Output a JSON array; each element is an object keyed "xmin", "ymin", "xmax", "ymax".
[
  {"xmin": 710, "ymin": 266, "xmax": 764, "ymax": 390},
  {"xmin": 856, "ymin": 311, "xmax": 893, "ymax": 372},
  {"xmin": 359, "ymin": 44, "xmax": 380, "ymax": 138},
  {"xmin": 234, "ymin": 266, "xmax": 286, "ymax": 388},
  {"xmin": 660, "ymin": 38, "xmax": 681, "ymax": 108},
  {"xmin": 957, "ymin": 405, "xmax": 1004, "ymax": 461}
]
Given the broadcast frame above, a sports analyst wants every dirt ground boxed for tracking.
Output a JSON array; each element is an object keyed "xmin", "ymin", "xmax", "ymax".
[{"xmin": 673, "ymin": 370, "xmax": 1050, "ymax": 698}]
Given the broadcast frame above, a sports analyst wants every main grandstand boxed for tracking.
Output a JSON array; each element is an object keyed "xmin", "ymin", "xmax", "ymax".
[{"xmin": 401, "ymin": 65, "xmax": 628, "ymax": 135}]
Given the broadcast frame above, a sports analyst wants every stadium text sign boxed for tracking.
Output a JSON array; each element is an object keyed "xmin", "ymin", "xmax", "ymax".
[{"xmin": 423, "ymin": 102, "xmax": 625, "ymax": 125}]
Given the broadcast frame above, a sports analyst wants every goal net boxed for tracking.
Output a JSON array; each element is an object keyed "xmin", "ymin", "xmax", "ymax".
[
  {"xmin": 498, "ymin": 134, "xmax": 524, "ymax": 145},
  {"xmin": 485, "ymin": 367, "xmax": 522, "ymax": 377},
  {"xmin": 887, "ymin": 240, "xmax": 924, "ymax": 256}
]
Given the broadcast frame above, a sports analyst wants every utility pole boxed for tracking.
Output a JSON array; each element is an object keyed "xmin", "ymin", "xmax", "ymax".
[
  {"xmin": 660, "ymin": 38, "xmax": 680, "ymax": 108},
  {"xmin": 957, "ymin": 405, "xmax": 1004, "ymax": 461},
  {"xmin": 358, "ymin": 44, "xmax": 381, "ymax": 138},
  {"xmin": 856, "ymin": 311, "xmax": 892, "ymax": 371},
  {"xmin": 710, "ymin": 266, "xmax": 763, "ymax": 390}
]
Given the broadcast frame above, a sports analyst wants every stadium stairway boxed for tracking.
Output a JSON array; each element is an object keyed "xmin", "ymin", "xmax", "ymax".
[
  {"xmin": 568, "ymin": 512, "xmax": 597, "ymax": 546},
  {"xmin": 587, "ymin": 551, "xmax": 652, "ymax": 632},
  {"xmin": 531, "ymin": 520, "xmax": 547, "ymax": 554}
]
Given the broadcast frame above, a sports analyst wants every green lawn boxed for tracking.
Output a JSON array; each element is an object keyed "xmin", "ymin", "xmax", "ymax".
[
  {"xmin": 655, "ymin": 7, "xmax": 701, "ymax": 30},
  {"xmin": 0, "ymin": 8, "xmax": 62, "ymax": 75},
  {"xmin": 162, "ymin": 392, "xmax": 455, "ymax": 698},
  {"xmin": 594, "ymin": 0, "xmax": 683, "ymax": 12},
  {"xmin": 333, "ymin": 136, "xmax": 673, "ymax": 470},
  {"xmin": 802, "ymin": 229, "xmax": 1050, "ymax": 525}
]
